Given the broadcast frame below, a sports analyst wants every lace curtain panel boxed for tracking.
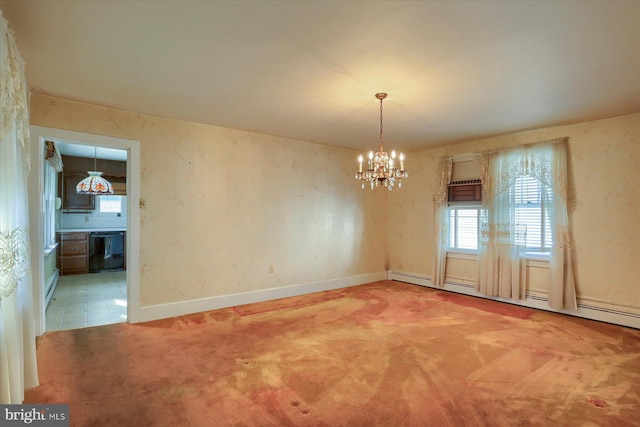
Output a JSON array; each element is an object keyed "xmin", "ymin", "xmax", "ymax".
[
  {"xmin": 477, "ymin": 139, "xmax": 577, "ymax": 310},
  {"xmin": 0, "ymin": 11, "xmax": 39, "ymax": 403},
  {"xmin": 0, "ymin": 228, "xmax": 29, "ymax": 297},
  {"xmin": 432, "ymin": 158, "xmax": 452, "ymax": 287},
  {"xmin": 477, "ymin": 150, "xmax": 528, "ymax": 300}
]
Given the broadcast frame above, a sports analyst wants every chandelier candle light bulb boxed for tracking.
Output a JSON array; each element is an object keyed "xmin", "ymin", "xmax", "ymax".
[{"xmin": 355, "ymin": 93, "xmax": 408, "ymax": 190}]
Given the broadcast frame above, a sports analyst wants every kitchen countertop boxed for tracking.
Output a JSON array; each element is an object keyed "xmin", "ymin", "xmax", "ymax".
[{"xmin": 58, "ymin": 228, "xmax": 127, "ymax": 232}]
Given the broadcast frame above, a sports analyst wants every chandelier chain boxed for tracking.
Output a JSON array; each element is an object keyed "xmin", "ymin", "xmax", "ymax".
[{"xmin": 379, "ymin": 97, "xmax": 384, "ymax": 152}]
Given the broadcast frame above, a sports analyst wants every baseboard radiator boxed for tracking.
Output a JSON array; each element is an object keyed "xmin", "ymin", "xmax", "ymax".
[
  {"xmin": 388, "ymin": 270, "xmax": 640, "ymax": 330},
  {"xmin": 44, "ymin": 268, "xmax": 60, "ymax": 309}
]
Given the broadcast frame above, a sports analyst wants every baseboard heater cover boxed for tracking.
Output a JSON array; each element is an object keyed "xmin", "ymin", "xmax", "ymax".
[
  {"xmin": 44, "ymin": 269, "xmax": 60, "ymax": 309},
  {"xmin": 388, "ymin": 270, "xmax": 640, "ymax": 330}
]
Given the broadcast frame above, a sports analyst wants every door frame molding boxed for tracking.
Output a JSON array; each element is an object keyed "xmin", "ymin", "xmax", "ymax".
[{"xmin": 28, "ymin": 126, "xmax": 141, "ymax": 335}]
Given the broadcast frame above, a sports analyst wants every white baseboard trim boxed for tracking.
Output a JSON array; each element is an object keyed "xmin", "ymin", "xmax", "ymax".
[
  {"xmin": 387, "ymin": 270, "xmax": 640, "ymax": 330},
  {"xmin": 138, "ymin": 271, "xmax": 388, "ymax": 323}
]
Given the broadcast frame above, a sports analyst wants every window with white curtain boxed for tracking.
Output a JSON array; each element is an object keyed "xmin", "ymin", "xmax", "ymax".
[
  {"xmin": 437, "ymin": 139, "xmax": 576, "ymax": 309},
  {"xmin": 446, "ymin": 177, "xmax": 553, "ymax": 257},
  {"xmin": 511, "ymin": 175, "xmax": 552, "ymax": 256},
  {"xmin": 448, "ymin": 207, "xmax": 480, "ymax": 251},
  {"xmin": 43, "ymin": 162, "xmax": 57, "ymax": 253}
]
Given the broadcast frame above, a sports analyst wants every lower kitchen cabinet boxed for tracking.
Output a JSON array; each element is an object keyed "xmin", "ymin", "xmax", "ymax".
[{"xmin": 57, "ymin": 232, "xmax": 89, "ymax": 275}]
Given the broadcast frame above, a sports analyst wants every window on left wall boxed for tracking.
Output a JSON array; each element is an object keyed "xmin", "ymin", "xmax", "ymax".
[{"xmin": 43, "ymin": 162, "xmax": 57, "ymax": 253}]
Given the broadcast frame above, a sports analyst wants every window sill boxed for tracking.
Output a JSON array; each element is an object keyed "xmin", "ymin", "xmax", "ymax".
[
  {"xmin": 446, "ymin": 251, "xmax": 477, "ymax": 260},
  {"xmin": 446, "ymin": 251, "xmax": 550, "ymax": 266},
  {"xmin": 526, "ymin": 258, "xmax": 550, "ymax": 268},
  {"xmin": 525, "ymin": 253, "xmax": 551, "ymax": 261},
  {"xmin": 43, "ymin": 242, "xmax": 59, "ymax": 256}
]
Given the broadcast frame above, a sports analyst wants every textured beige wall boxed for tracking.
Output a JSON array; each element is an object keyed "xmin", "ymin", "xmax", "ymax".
[
  {"xmin": 389, "ymin": 113, "xmax": 640, "ymax": 310},
  {"xmin": 31, "ymin": 93, "xmax": 638, "ymax": 312},
  {"xmin": 30, "ymin": 94, "xmax": 388, "ymax": 306},
  {"xmin": 388, "ymin": 149, "xmax": 439, "ymax": 275}
]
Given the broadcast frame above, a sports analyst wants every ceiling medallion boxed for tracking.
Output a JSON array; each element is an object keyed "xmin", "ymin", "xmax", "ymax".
[{"xmin": 355, "ymin": 93, "xmax": 408, "ymax": 190}]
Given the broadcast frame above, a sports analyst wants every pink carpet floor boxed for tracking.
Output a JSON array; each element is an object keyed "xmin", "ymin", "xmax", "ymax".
[{"xmin": 27, "ymin": 281, "xmax": 640, "ymax": 426}]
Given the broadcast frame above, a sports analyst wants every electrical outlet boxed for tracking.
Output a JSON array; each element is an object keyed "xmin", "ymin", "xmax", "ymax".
[{"xmin": 269, "ymin": 265, "xmax": 274, "ymax": 274}]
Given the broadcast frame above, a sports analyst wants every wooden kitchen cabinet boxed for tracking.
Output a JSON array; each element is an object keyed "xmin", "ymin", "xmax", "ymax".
[
  {"xmin": 60, "ymin": 171, "xmax": 95, "ymax": 210},
  {"xmin": 59, "ymin": 155, "xmax": 127, "ymax": 206},
  {"xmin": 57, "ymin": 232, "xmax": 89, "ymax": 275}
]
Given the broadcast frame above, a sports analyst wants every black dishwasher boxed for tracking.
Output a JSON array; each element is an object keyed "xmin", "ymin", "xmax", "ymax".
[{"xmin": 89, "ymin": 231, "xmax": 125, "ymax": 272}]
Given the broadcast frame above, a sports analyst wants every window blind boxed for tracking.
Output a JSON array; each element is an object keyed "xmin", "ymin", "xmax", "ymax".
[
  {"xmin": 512, "ymin": 176, "xmax": 552, "ymax": 252},
  {"xmin": 448, "ymin": 208, "xmax": 479, "ymax": 250}
]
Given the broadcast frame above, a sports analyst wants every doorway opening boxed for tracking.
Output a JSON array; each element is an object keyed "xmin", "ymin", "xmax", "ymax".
[
  {"xmin": 46, "ymin": 141, "xmax": 128, "ymax": 331},
  {"xmin": 28, "ymin": 126, "xmax": 141, "ymax": 336}
]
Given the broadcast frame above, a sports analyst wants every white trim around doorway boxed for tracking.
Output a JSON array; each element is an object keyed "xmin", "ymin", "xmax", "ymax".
[{"xmin": 28, "ymin": 126, "xmax": 141, "ymax": 335}]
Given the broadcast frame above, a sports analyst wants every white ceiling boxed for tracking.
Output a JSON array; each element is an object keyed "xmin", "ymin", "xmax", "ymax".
[
  {"xmin": 54, "ymin": 142, "xmax": 127, "ymax": 162},
  {"xmin": 3, "ymin": 1, "xmax": 639, "ymax": 152}
]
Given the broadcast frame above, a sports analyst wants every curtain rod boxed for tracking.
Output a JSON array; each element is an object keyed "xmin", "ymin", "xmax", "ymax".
[{"xmin": 446, "ymin": 137, "xmax": 568, "ymax": 160}]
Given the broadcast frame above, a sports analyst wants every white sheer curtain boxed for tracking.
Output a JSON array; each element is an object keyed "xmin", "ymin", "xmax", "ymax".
[
  {"xmin": 0, "ymin": 11, "xmax": 38, "ymax": 403},
  {"xmin": 546, "ymin": 140, "xmax": 577, "ymax": 310},
  {"xmin": 477, "ymin": 139, "xmax": 577, "ymax": 310},
  {"xmin": 477, "ymin": 151, "xmax": 527, "ymax": 300},
  {"xmin": 432, "ymin": 158, "xmax": 452, "ymax": 287}
]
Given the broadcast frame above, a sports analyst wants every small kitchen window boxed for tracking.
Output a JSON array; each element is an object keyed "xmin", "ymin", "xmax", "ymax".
[
  {"xmin": 43, "ymin": 162, "xmax": 58, "ymax": 253},
  {"xmin": 98, "ymin": 195, "xmax": 123, "ymax": 214}
]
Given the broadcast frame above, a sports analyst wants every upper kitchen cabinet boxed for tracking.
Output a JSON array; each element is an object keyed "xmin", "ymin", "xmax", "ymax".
[
  {"xmin": 59, "ymin": 155, "xmax": 127, "ymax": 210},
  {"xmin": 61, "ymin": 170, "xmax": 95, "ymax": 210}
]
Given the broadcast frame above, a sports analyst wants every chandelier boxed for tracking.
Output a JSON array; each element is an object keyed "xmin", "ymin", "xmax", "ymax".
[
  {"xmin": 355, "ymin": 93, "xmax": 408, "ymax": 190},
  {"xmin": 76, "ymin": 146, "xmax": 113, "ymax": 195}
]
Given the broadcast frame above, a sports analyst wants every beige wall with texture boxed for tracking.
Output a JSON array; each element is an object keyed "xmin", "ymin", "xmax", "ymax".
[
  {"xmin": 31, "ymin": 92, "xmax": 638, "ymax": 316},
  {"xmin": 30, "ymin": 94, "xmax": 388, "ymax": 307},
  {"xmin": 388, "ymin": 113, "xmax": 640, "ymax": 313}
]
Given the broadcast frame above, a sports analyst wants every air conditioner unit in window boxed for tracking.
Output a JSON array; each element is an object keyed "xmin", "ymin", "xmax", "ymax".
[{"xmin": 448, "ymin": 179, "xmax": 482, "ymax": 204}]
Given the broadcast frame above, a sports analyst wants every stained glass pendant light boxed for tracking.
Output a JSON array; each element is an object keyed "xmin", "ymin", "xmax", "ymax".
[
  {"xmin": 76, "ymin": 147, "xmax": 113, "ymax": 195},
  {"xmin": 355, "ymin": 93, "xmax": 408, "ymax": 190}
]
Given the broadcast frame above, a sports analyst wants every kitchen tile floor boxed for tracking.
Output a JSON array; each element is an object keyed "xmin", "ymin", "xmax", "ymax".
[{"xmin": 46, "ymin": 271, "xmax": 127, "ymax": 332}]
